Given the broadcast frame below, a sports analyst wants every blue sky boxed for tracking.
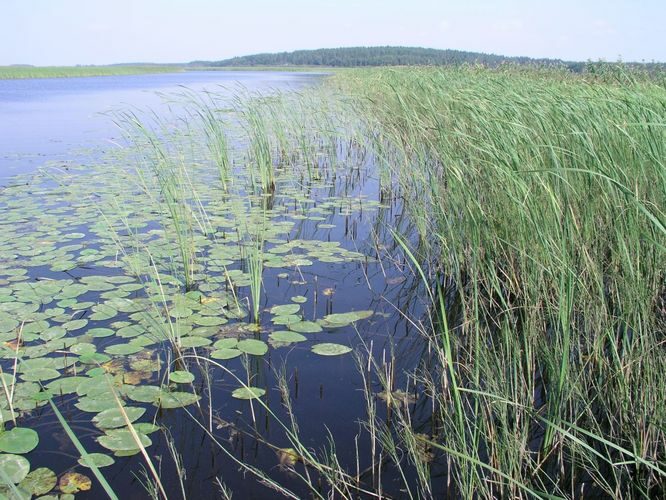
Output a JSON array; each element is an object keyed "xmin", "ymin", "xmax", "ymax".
[{"xmin": 1, "ymin": 0, "xmax": 663, "ymax": 65}]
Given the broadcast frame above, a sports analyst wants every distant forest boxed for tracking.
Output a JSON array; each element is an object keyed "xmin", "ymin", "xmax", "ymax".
[{"xmin": 191, "ymin": 46, "xmax": 664, "ymax": 74}]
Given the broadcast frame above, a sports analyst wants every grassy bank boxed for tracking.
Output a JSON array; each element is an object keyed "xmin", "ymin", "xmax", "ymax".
[
  {"xmin": 0, "ymin": 65, "xmax": 183, "ymax": 79},
  {"xmin": 331, "ymin": 66, "xmax": 666, "ymax": 497}
]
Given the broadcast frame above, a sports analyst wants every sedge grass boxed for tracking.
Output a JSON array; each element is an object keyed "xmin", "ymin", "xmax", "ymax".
[{"xmin": 333, "ymin": 66, "xmax": 666, "ymax": 497}]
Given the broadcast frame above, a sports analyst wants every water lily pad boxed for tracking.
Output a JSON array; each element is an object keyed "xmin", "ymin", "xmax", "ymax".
[
  {"xmin": 231, "ymin": 387, "xmax": 265, "ymax": 400},
  {"xmin": 105, "ymin": 343, "xmax": 143, "ymax": 355},
  {"xmin": 18, "ymin": 467, "xmax": 57, "ymax": 495},
  {"xmin": 0, "ymin": 317, "xmax": 19, "ymax": 333},
  {"xmin": 46, "ymin": 376, "xmax": 88, "ymax": 395},
  {"xmin": 212, "ymin": 338, "xmax": 238, "ymax": 350},
  {"xmin": 0, "ymin": 373, "xmax": 16, "ymax": 386},
  {"xmin": 290, "ymin": 295, "xmax": 307, "ymax": 303},
  {"xmin": 270, "ymin": 304, "xmax": 300, "ymax": 316},
  {"xmin": 154, "ymin": 391, "xmax": 201, "ymax": 409},
  {"xmin": 78, "ymin": 453, "xmax": 115, "ymax": 469},
  {"xmin": 62, "ymin": 319, "xmax": 88, "ymax": 331},
  {"xmin": 169, "ymin": 306, "xmax": 193, "ymax": 319},
  {"xmin": 179, "ymin": 336, "xmax": 211, "ymax": 348},
  {"xmin": 0, "ymin": 428, "xmax": 39, "ymax": 454},
  {"xmin": 126, "ymin": 385, "xmax": 161, "ymax": 404},
  {"xmin": 93, "ymin": 406, "xmax": 146, "ymax": 429},
  {"xmin": 88, "ymin": 327, "xmax": 115, "ymax": 338},
  {"xmin": 40, "ymin": 326, "xmax": 67, "ymax": 341},
  {"xmin": 210, "ymin": 348, "xmax": 242, "ymax": 360},
  {"xmin": 321, "ymin": 310, "xmax": 373, "ymax": 327},
  {"xmin": 288, "ymin": 321, "xmax": 322, "ymax": 333},
  {"xmin": 311, "ymin": 343, "xmax": 352, "ymax": 356},
  {"xmin": 20, "ymin": 368, "xmax": 60, "ymax": 382},
  {"xmin": 97, "ymin": 430, "xmax": 151, "ymax": 452},
  {"xmin": 75, "ymin": 397, "xmax": 119, "ymax": 413},
  {"xmin": 192, "ymin": 315, "xmax": 226, "ymax": 326},
  {"xmin": 58, "ymin": 472, "xmax": 92, "ymax": 494},
  {"xmin": 0, "ymin": 454, "xmax": 30, "ymax": 484},
  {"xmin": 133, "ymin": 422, "xmax": 160, "ymax": 435},
  {"xmin": 89, "ymin": 304, "xmax": 117, "ymax": 321},
  {"xmin": 269, "ymin": 331, "xmax": 307, "ymax": 343},
  {"xmin": 116, "ymin": 325, "xmax": 144, "ymax": 338},
  {"xmin": 237, "ymin": 339, "xmax": 268, "ymax": 356},
  {"xmin": 169, "ymin": 370, "xmax": 194, "ymax": 384}
]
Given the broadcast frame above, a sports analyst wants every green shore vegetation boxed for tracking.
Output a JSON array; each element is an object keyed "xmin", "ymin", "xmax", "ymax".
[{"xmin": 0, "ymin": 65, "xmax": 183, "ymax": 80}]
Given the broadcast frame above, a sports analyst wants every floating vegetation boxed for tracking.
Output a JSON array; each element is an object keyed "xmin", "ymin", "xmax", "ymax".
[{"xmin": 0, "ymin": 78, "xmax": 402, "ymax": 498}]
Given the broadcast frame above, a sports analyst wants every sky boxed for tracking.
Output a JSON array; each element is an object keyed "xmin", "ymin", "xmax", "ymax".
[{"xmin": 0, "ymin": 0, "xmax": 663, "ymax": 65}]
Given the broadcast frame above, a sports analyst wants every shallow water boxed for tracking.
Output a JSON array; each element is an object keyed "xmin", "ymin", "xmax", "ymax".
[{"xmin": 0, "ymin": 71, "xmax": 434, "ymax": 498}]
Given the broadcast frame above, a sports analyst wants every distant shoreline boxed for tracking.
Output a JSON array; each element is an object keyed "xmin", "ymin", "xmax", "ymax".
[
  {"xmin": 0, "ymin": 65, "xmax": 183, "ymax": 80},
  {"xmin": 0, "ymin": 65, "xmax": 335, "ymax": 80}
]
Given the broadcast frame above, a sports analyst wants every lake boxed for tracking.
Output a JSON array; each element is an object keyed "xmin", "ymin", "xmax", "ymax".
[
  {"xmin": 0, "ymin": 71, "xmax": 323, "ymax": 182},
  {"xmin": 0, "ymin": 70, "xmax": 428, "ymax": 498}
]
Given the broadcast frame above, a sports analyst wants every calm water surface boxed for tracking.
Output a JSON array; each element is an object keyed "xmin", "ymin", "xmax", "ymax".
[
  {"xmin": 0, "ymin": 70, "xmax": 434, "ymax": 498},
  {"xmin": 0, "ymin": 71, "xmax": 322, "ymax": 181}
]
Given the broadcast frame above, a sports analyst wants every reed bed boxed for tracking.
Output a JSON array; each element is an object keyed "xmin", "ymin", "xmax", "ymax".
[{"xmin": 332, "ymin": 66, "xmax": 666, "ymax": 497}]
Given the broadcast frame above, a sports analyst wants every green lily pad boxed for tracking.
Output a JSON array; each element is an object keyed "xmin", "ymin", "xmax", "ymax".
[
  {"xmin": 210, "ymin": 348, "xmax": 242, "ymax": 360},
  {"xmin": 78, "ymin": 453, "xmax": 115, "ymax": 469},
  {"xmin": 321, "ymin": 310, "xmax": 373, "ymax": 327},
  {"xmin": 0, "ymin": 373, "xmax": 16, "ymax": 386},
  {"xmin": 133, "ymin": 422, "xmax": 160, "ymax": 435},
  {"xmin": 192, "ymin": 315, "xmax": 226, "ymax": 326},
  {"xmin": 18, "ymin": 467, "xmax": 57, "ymax": 495},
  {"xmin": 170, "ymin": 306, "xmax": 193, "ymax": 319},
  {"xmin": 288, "ymin": 321, "xmax": 323, "ymax": 333},
  {"xmin": 311, "ymin": 343, "xmax": 353, "ymax": 356},
  {"xmin": 269, "ymin": 331, "xmax": 307, "ymax": 343},
  {"xmin": 212, "ymin": 338, "xmax": 238, "ymax": 350},
  {"xmin": 270, "ymin": 304, "xmax": 300, "ymax": 316},
  {"xmin": 20, "ymin": 368, "xmax": 60, "ymax": 382},
  {"xmin": 169, "ymin": 370, "xmax": 195, "ymax": 384},
  {"xmin": 179, "ymin": 336, "xmax": 211, "ymax": 348},
  {"xmin": 231, "ymin": 387, "xmax": 266, "ymax": 400},
  {"xmin": 75, "ymin": 397, "xmax": 120, "ymax": 413},
  {"xmin": 116, "ymin": 325, "xmax": 145, "ymax": 338},
  {"xmin": 126, "ymin": 385, "xmax": 161, "ymax": 404},
  {"xmin": 105, "ymin": 343, "xmax": 143, "ymax": 355},
  {"xmin": 0, "ymin": 428, "xmax": 39, "ymax": 454},
  {"xmin": 237, "ymin": 339, "xmax": 268, "ymax": 356},
  {"xmin": 88, "ymin": 327, "xmax": 115, "ymax": 338},
  {"xmin": 154, "ymin": 391, "xmax": 201, "ymax": 409},
  {"xmin": 272, "ymin": 314, "xmax": 301, "ymax": 325},
  {"xmin": 93, "ymin": 406, "xmax": 146, "ymax": 429},
  {"xmin": 89, "ymin": 304, "xmax": 117, "ymax": 321},
  {"xmin": 97, "ymin": 430, "xmax": 151, "ymax": 452},
  {"xmin": 40, "ymin": 326, "xmax": 67, "ymax": 341},
  {"xmin": 290, "ymin": 295, "xmax": 307, "ymax": 303},
  {"xmin": 46, "ymin": 376, "xmax": 88, "ymax": 395},
  {"xmin": 0, "ymin": 453, "xmax": 30, "ymax": 484},
  {"xmin": 62, "ymin": 319, "xmax": 88, "ymax": 331}
]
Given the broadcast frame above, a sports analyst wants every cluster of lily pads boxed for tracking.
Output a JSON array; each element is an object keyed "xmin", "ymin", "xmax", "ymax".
[{"xmin": 0, "ymin": 88, "xmax": 401, "ymax": 496}]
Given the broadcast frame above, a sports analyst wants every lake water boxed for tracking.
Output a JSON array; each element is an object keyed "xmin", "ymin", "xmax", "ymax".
[
  {"xmin": 0, "ymin": 71, "xmax": 431, "ymax": 498},
  {"xmin": 0, "ymin": 71, "xmax": 323, "ymax": 182}
]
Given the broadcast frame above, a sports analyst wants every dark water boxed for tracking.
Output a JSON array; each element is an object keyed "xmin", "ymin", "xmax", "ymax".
[{"xmin": 0, "ymin": 71, "xmax": 435, "ymax": 498}]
